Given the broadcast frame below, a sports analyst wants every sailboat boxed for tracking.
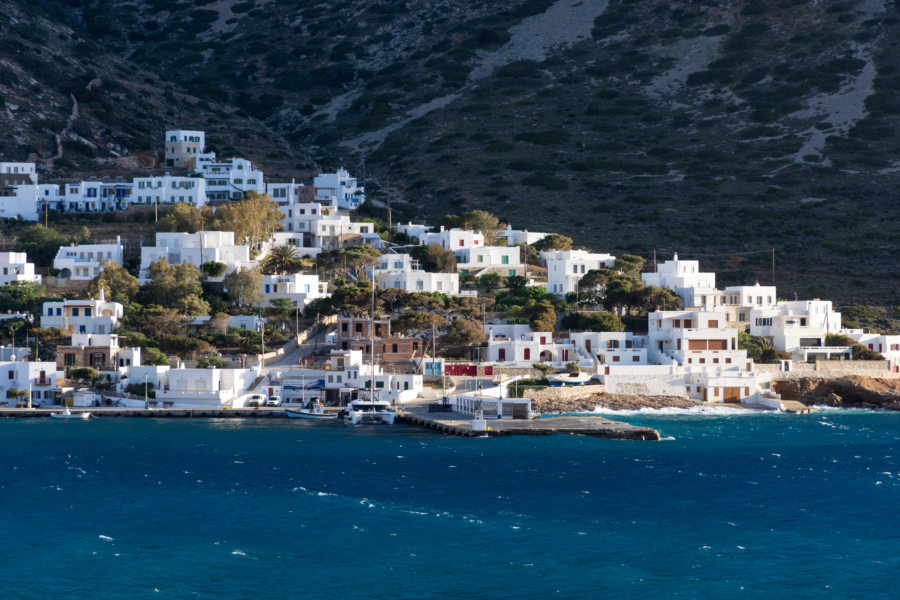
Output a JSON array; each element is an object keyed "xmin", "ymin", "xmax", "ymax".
[{"xmin": 341, "ymin": 272, "xmax": 396, "ymax": 425}]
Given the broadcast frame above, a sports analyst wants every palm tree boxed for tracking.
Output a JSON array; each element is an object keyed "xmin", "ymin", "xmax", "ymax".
[{"xmin": 262, "ymin": 244, "xmax": 301, "ymax": 275}]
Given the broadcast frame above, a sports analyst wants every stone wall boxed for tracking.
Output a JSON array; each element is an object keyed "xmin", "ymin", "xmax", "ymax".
[
  {"xmin": 526, "ymin": 385, "xmax": 604, "ymax": 404},
  {"xmin": 757, "ymin": 360, "xmax": 899, "ymax": 380}
]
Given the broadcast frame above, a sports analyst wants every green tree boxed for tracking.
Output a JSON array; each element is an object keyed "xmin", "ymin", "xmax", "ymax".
[
  {"xmin": 141, "ymin": 346, "xmax": 170, "ymax": 366},
  {"xmin": 212, "ymin": 191, "xmax": 283, "ymax": 247},
  {"xmin": 533, "ymin": 233, "xmax": 573, "ymax": 252},
  {"xmin": 410, "ymin": 244, "xmax": 457, "ymax": 273},
  {"xmin": 86, "ymin": 261, "xmax": 140, "ymax": 304},
  {"xmin": 393, "ymin": 310, "xmax": 448, "ymax": 336},
  {"xmin": 157, "ymin": 203, "xmax": 212, "ymax": 233},
  {"xmin": 223, "ymin": 266, "xmax": 263, "ymax": 308},
  {"xmin": 201, "ymin": 261, "xmax": 227, "ymax": 277},
  {"xmin": 343, "ymin": 245, "xmax": 382, "ymax": 281},
  {"xmin": 141, "ymin": 259, "xmax": 205, "ymax": 310},
  {"xmin": 636, "ymin": 286, "xmax": 683, "ymax": 312},
  {"xmin": 440, "ymin": 210, "xmax": 505, "ymax": 244},
  {"xmin": 15, "ymin": 225, "xmax": 68, "ymax": 266},
  {"xmin": 261, "ymin": 244, "xmax": 302, "ymax": 275},
  {"xmin": 561, "ymin": 311, "xmax": 623, "ymax": 331},
  {"xmin": 477, "ymin": 272, "xmax": 502, "ymax": 292},
  {"xmin": 438, "ymin": 318, "xmax": 486, "ymax": 356},
  {"xmin": 379, "ymin": 288, "xmax": 409, "ymax": 313},
  {"xmin": 577, "ymin": 268, "xmax": 615, "ymax": 306},
  {"xmin": 527, "ymin": 299, "xmax": 557, "ymax": 332},
  {"xmin": 197, "ymin": 354, "xmax": 227, "ymax": 368},
  {"xmin": 614, "ymin": 254, "xmax": 647, "ymax": 277}
]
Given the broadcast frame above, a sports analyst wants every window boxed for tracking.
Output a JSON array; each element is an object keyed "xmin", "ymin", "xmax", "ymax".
[
  {"xmin": 707, "ymin": 320, "xmax": 718, "ymax": 328},
  {"xmin": 632, "ymin": 356, "xmax": 640, "ymax": 362},
  {"xmin": 392, "ymin": 343, "xmax": 398, "ymax": 353},
  {"xmin": 64, "ymin": 354, "xmax": 75, "ymax": 366},
  {"xmin": 85, "ymin": 308, "xmax": 91, "ymax": 317},
  {"xmin": 72, "ymin": 308, "xmax": 79, "ymax": 317},
  {"xmin": 612, "ymin": 356, "xmax": 620, "ymax": 362},
  {"xmin": 501, "ymin": 255, "xmax": 509, "ymax": 265},
  {"xmin": 7, "ymin": 370, "xmax": 12, "ymax": 379},
  {"xmin": 523, "ymin": 348, "xmax": 531, "ymax": 360}
]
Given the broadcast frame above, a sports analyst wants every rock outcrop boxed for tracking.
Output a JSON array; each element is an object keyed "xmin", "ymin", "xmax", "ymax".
[{"xmin": 772, "ymin": 376, "xmax": 900, "ymax": 410}]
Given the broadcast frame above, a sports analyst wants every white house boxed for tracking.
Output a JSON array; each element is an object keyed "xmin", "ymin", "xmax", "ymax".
[
  {"xmin": 139, "ymin": 231, "xmax": 252, "ymax": 282},
  {"xmin": 749, "ymin": 300, "xmax": 846, "ymax": 360},
  {"xmin": 133, "ymin": 175, "xmax": 207, "ymax": 208},
  {"xmin": 313, "ymin": 167, "xmax": 365, "ymax": 210},
  {"xmin": 647, "ymin": 309, "xmax": 748, "ymax": 369},
  {"xmin": 421, "ymin": 227, "xmax": 484, "ymax": 251},
  {"xmin": 542, "ymin": 249, "xmax": 616, "ymax": 296},
  {"xmin": 41, "ymin": 292, "xmax": 124, "ymax": 334},
  {"xmin": 155, "ymin": 367, "xmax": 258, "ymax": 408},
  {"xmin": 165, "ymin": 129, "xmax": 205, "ymax": 169},
  {"xmin": 0, "ymin": 162, "xmax": 37, "ymax": 183},
  {"xmin": 395, "ymin": 222, "xmax": 433, "ymax": 243},
  {"xmin": 502, "ymin": 224, "xmax": 548, "ymax": 246},
  {"xmin": 53, "ymin": 237, "xmax": 124, "ymax": 281},
  {"xmin": 641, "ymin": 254, "xmax": 717, "ymax": 309},
  {"xmin": 455, "ymin": 246, "xmax": 522, "ymax": 277},
  {"xmin": 257, "ymin": 273, "xmax": 329, "ymax": 310},
  {"xmin": 0, "ymin": 252, "xmax": 40, "ymax": 286},
  {"xmin": 323, "ymin": 350, "xmax": 422, "ymax": 404},
  {"xmin": 374, "ymin": 253, "xmax": 460, "ymax": 295},
  {"xmin": 0, "ymin": 184, "xmax": 39, "ymax": 220},
  {"xmin": 722, "ymin": 282, "xmax": 778, "ymax": 323},
  {"xmin": 0, "ymin": 361, "xmax": 59, "ymax": 407},
  {"xmin": 568, "ymin": 331, "xmax": 648, "ymax": 366},
  {"xmin": 282, "ymin": 202, "xmax": 381, "ymax": 249},
  {"xmin": 483, "ymin": 324, "xmax": 588, "ymax": 367},
  {"xmin": 196, "ymin": 157, "xmax": 264, "ymax": 202},
  {"xmin": 845, "ymin": 332, "xmax": 900, "ymax": 372}
]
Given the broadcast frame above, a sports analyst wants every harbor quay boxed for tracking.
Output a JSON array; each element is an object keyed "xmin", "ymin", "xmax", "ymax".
[{"xmin": 0, "ymin": 405, "xmax": 661, "ymax": 440}]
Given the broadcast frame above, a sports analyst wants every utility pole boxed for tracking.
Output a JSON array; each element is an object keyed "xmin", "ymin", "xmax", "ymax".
[
  {"xmin": 653, "ymin": 249, "xmax": 657, "ymax": 272},
  {"xmin": 386, "ymin": 173, "xmax": 392, "ymax": 234},
  {"xmin": 144, "ymin": 373, "xmax": 149, "ymax": 410}
]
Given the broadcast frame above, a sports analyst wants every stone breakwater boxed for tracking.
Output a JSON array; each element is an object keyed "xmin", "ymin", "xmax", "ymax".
[{"xmin": 527, "ymin": 385, "xmax": 702, "ymax": 413}]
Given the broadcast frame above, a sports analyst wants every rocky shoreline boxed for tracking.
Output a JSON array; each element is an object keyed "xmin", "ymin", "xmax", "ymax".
[
  {"xmin": 773, "ymin": 376, "xmax": 900, "ymax": 410},
  {"xmin": 528, "ymin": 386, "xmax": 706, "ymax": 414}
]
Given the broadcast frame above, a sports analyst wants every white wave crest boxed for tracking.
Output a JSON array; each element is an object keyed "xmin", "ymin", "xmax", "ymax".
[{"xmin": 587, "ymin": 404, "xmax": 761, "ymax": 416}]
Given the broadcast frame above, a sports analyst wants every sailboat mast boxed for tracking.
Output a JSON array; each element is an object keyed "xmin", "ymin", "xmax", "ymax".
[{"xmin": 370, "ymin": 271, "xmax": 376, "ymax": 402}]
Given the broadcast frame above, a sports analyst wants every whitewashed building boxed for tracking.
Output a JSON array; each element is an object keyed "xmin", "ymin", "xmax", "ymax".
[
  {"xmin": 0, "ymin": 361, "xmax": 59, "ymax": 407},
  {"xmin": 197, "ymin": 157, "xmax": 264, "ymax": 202},
  {"xmin": 155, "ymin": 367, "xmax": 258, "ymax": 408},
  {"xmin": 722, "ymin": 283, "xmax": 778, "ymax": 323},
  {"xmin": 647, "ymin": 309, "xmax": 748, "ymax": 369},
  {"xmin": 0, "ymin": 252, "xmax": 40, "ymax": 286},
  {"xmin": 53, "ymin": 237, "xmax": 124, "ymax": 281},
  {"xmin": 502, "ymin": 224, "xmax": 548, "ymax": 246},
  {"xmin": 641, "ymin": 254, "xmax": 717, "ymax": 310},
  {"xmin": 139, "ymin": 231, "xmax": 252, "ymax": 282},
  {"xmin": 455, "ymin": 246, "xmax": 522, "ymax": 277},
  {"xmin": 845, "ymin": 333, "xmax": 900, "ymax": 372},
  {"xmin": 257, "ymin": 273, "xmax": 329, "ymax": 310},
  {"xmin": 0, "ymin": 162, "xmax": 37, "ymax": 183},
  {"xmin": 483, "ymin": 324, "xmax": 588, "ymax": 367},
  {"xmin": 374, "ymin": 254, "xmax": 460, "ymax": 295},
  {"xmin": 323, "ymin": 350, "xmax": 422, "ymax": 404},
  {"xmin": 542, "ymin": 250, "xmax": 616, "ymax": 296},
  {"xmin": 133, "ymin": 175, "xmax": 207, "ymax": 207},
  {"xmin": 41, "ymin": 293, "xmax": 124, "ymax": 334},
  {"xmin": 569, "ymin": 331, "xmax": 648, "ymax": 366},
  {"xmin": 749, "ymin": 300, "xmax": 846, "ymax": 360},
  {"xmin": 395, "ymin": 222, "xmax": 433, "ymax": 243},
  {"xmin": 314, "ymin": 167, "xmax": 365, "ymax": 210},
  {"xmin": 282, "ymin": 202, "xmax": 381, "ymax": 250},
  {"xmin": 421, "ymin": 227, "xmax": 484, "ymax": 251}
]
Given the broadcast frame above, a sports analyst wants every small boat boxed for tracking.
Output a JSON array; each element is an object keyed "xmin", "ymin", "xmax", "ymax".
[
  {"xmin": 340, "ymin": 399, "xmax": 396, "ymax": 425},
  {"xmin": 547, "ymin": 371, "xmax": 593, "ymax": 387},
  {"xmin": 50, "ymin": 406, "xmax": 91, "ymax": 420},
  {"xmin": 285, "ymin": 403, "xmax": 337, "ymax": 420}
]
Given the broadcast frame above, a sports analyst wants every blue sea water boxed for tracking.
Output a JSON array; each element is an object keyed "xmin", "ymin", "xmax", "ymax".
[{"xmin": 1, "ymin": 412, "xmax": 899, "ymax": 599}]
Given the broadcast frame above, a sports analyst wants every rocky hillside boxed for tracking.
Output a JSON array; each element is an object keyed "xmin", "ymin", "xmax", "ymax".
[{"xmin": 1, "ymin": 0, "xmax": 899, "ymax": 304}]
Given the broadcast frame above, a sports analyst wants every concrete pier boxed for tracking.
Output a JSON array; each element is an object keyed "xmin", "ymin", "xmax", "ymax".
[
  {"xmin": 397, "ymin": 409, "xmax": 661, "ymax": 440},
  {"xmin": 0, "ymin": 407, "xmax": 288, "ymax": 418}
]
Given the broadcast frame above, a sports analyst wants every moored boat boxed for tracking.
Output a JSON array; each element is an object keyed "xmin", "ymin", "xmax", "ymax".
[
  {"xmin": 285, "ymin": 402, "xmax": 337, "ymax": 420},
  {"xmin": 50, "ymin": 406, "xmax": 91, "ymax": 420},
  {"xmin": 340, "ymin": 399, "xmax": 396, "ymax": 425}
]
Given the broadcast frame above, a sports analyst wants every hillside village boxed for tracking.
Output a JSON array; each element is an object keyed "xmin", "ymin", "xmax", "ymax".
[{"xmin": 0, "ymin": 129, "xmax": 897, "ymax": 413}]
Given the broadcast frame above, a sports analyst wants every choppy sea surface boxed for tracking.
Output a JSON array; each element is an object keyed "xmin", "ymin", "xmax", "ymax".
[{"xmin": 1, "ymin": 411, "xmax": 899, "ymax": 599}]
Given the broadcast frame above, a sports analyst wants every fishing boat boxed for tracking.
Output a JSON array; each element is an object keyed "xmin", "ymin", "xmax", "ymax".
[
  {"xmin": 340, "ymin": 399, "xmax": 396, "ymax": 425},
  {"xmin": 547, "ymin": 371, "xmax": 593, "ymax": 387},
  {"xmin": 49, "ymin": 406, "xmax": 91, "ymax": 420},
  {"xmin": 285, "ymin": 402, "xmax": 337, "ymax": 420}
]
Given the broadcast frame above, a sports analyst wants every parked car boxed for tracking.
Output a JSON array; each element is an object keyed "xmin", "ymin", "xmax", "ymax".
[
  {"xmin": 265, "ymin": 396, "xmax": 282, "ymax": 407},
  {"xmin": 244, "ymin": 393, "xmax": 267, "ymax": 408}
]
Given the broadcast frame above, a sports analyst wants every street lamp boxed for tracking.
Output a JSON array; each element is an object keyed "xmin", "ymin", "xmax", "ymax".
[{"xmin": 144, "ymin": 372, "xmax": 149, "ymax": 410}]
